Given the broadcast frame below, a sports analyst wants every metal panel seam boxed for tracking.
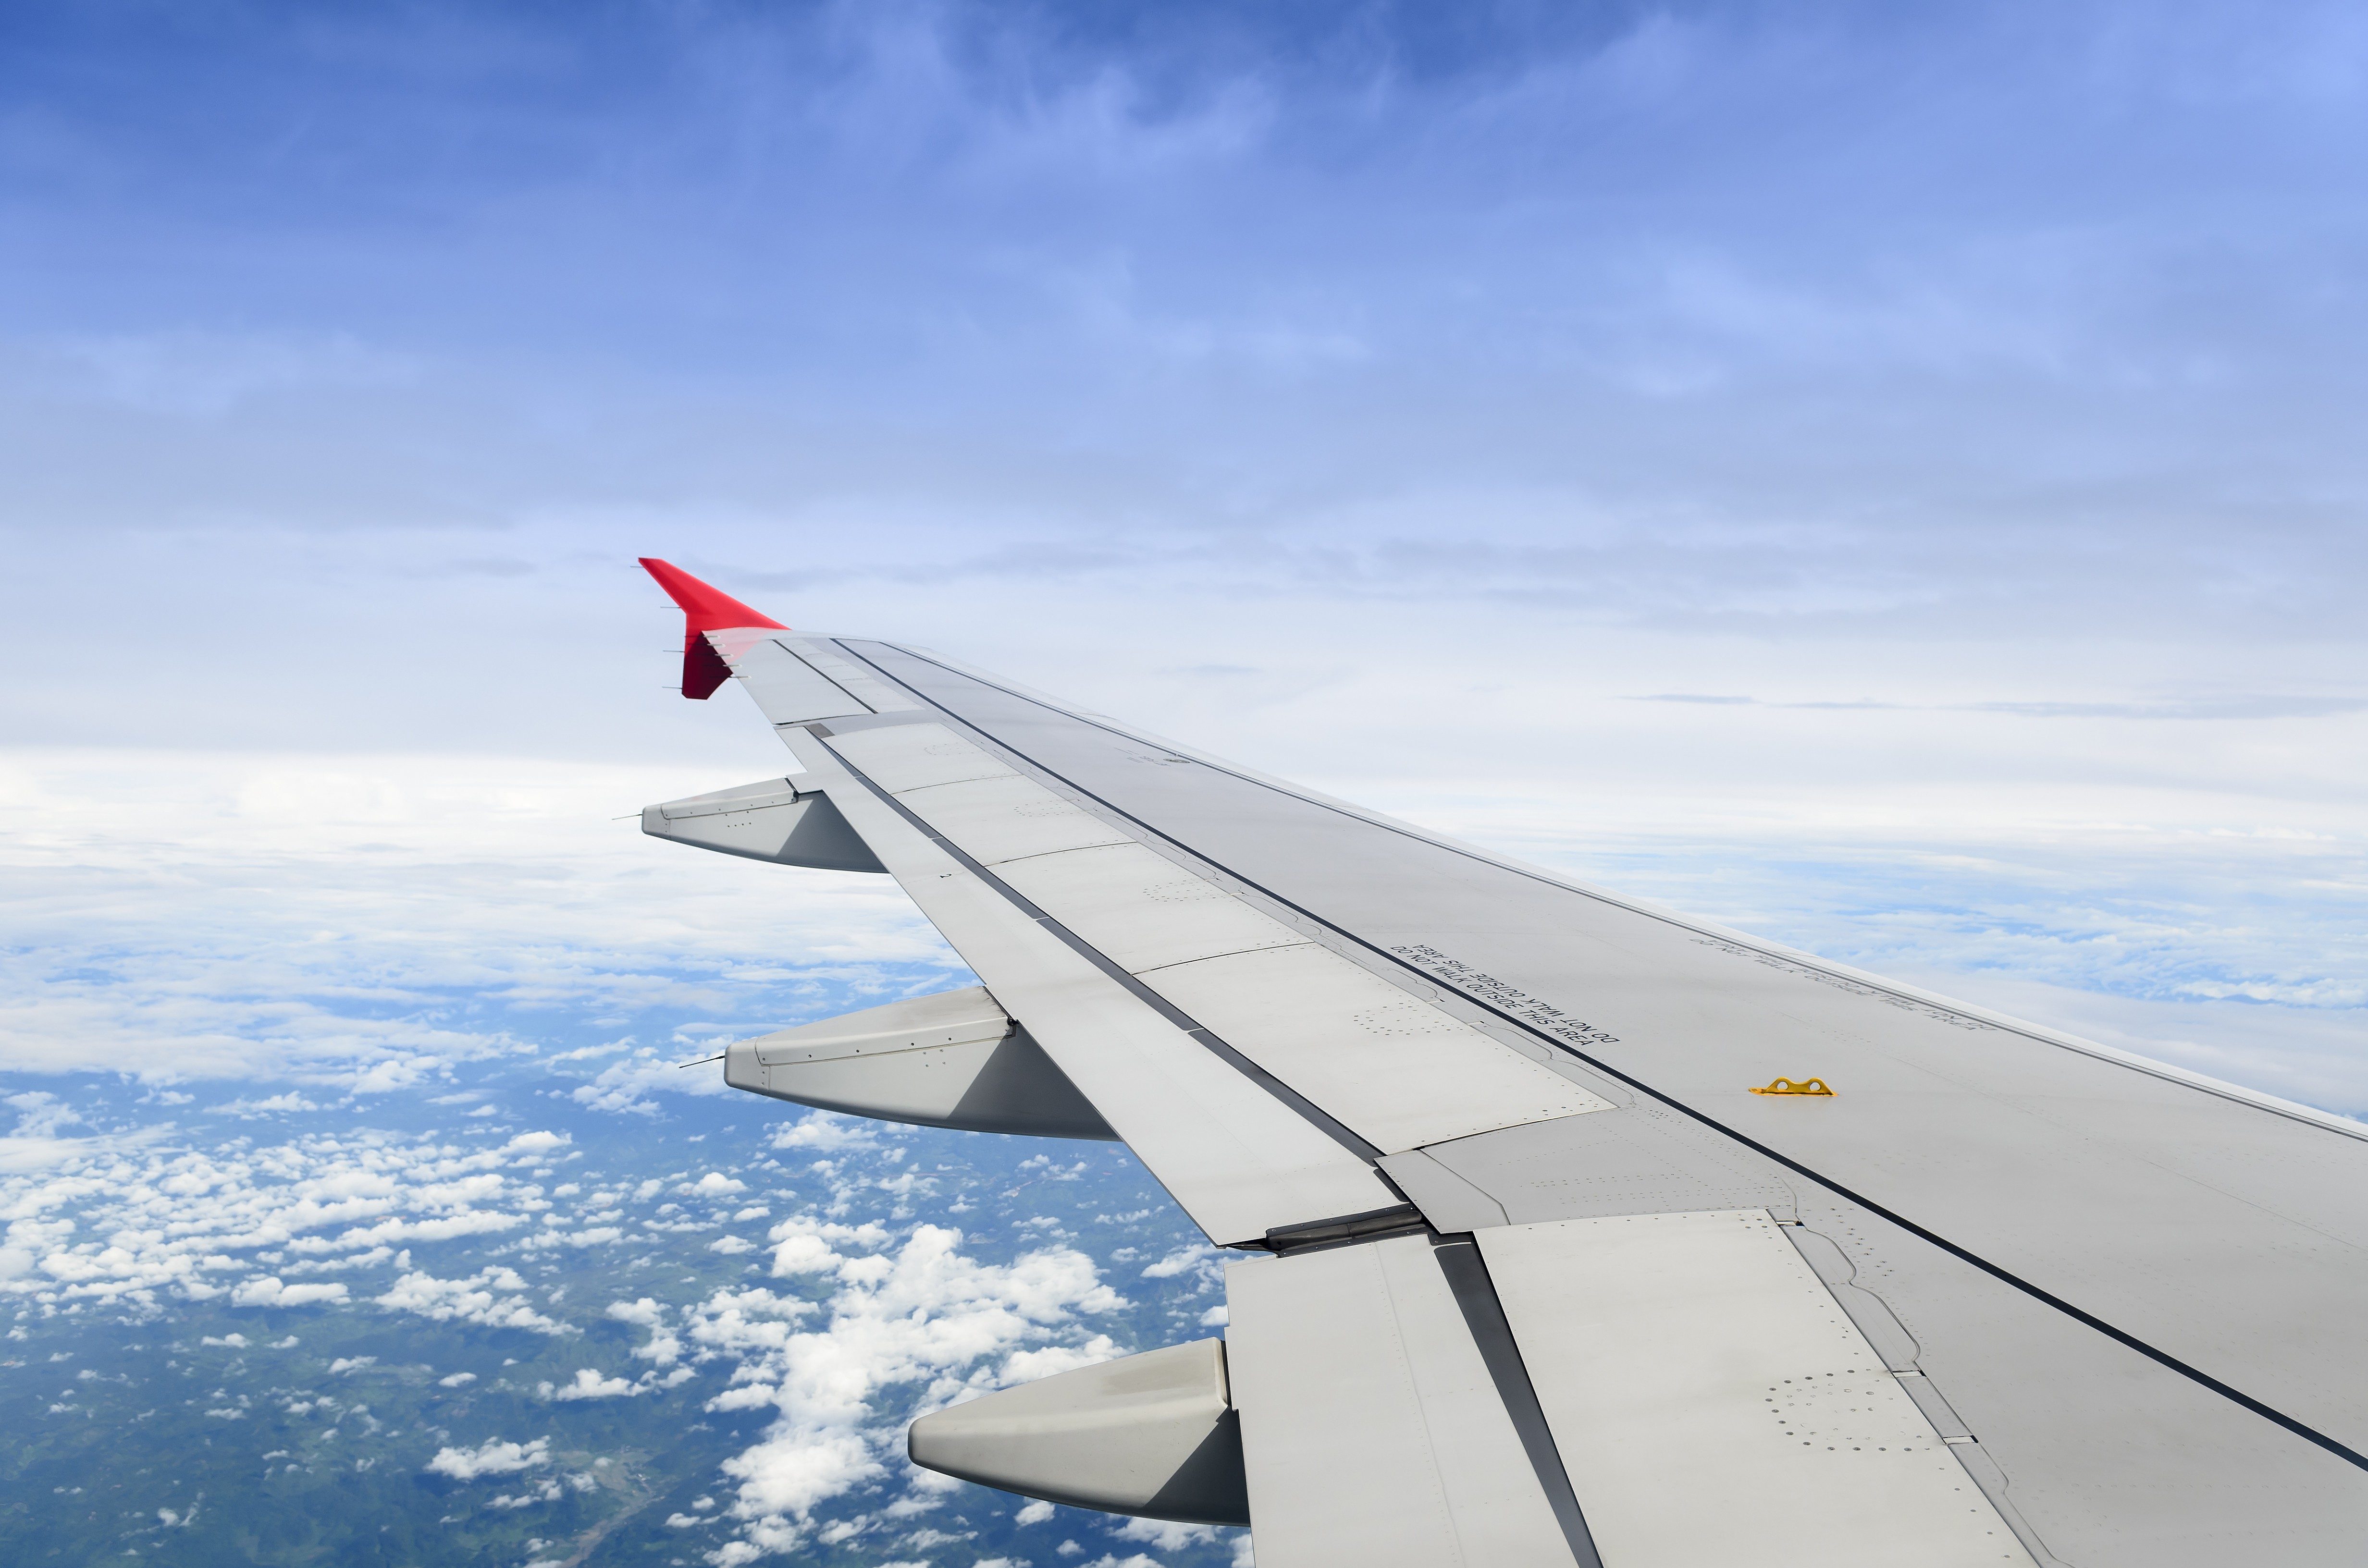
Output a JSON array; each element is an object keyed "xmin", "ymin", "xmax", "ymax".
[
  {"xmin": 814, "ymin": 726, "xmax": 1383, "ymax": 1167},
  {"xmin": 1131, "ymin": 941, "xmax": 1319, "ymax": 977},
  {"xmin": 773, "ymin": 640, "xmax": 876, "ymax": 713},
  {"xmin": 1427, "ymin": 1235, "xmax": 1603, "ymax": 1568}
]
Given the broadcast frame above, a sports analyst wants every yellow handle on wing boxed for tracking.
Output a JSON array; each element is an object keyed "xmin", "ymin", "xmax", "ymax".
[{"xmin": 1749, "ymin": 1077, "xmax": 1834, "ymax": 1096}]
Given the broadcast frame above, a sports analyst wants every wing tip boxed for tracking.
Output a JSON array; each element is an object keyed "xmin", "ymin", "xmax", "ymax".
[
  {"xmin": 638, "ymin": 557, "xmax": 787, "ymax": 700},
  {"xmin": 638, "ymin": 557, "xmax": 790, "ymax": 634}
]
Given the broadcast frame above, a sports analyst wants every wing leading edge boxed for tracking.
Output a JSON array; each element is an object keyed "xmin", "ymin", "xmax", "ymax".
[{"xmin": 630, "ymin": 560, "xmax": 2368, "ymax": 1568}]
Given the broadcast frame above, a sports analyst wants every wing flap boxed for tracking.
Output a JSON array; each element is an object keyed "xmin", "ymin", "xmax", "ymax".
[
  {"xmin": 1224, "ymin": 1234, "xmax": 1585, "ymax": 1568},
  {"xmin": 886, "ymin": 772, "xmax": 1135, "ymax": 862},
  {"xmin": 993, "ymin": 841, "xmax": 1310, "ymax": 972},
  {"xmin": 1140, "ymin": 944, "xmax": 1610, "ymax": 1151},
  {"xmin": 1480, "ymin": 1211, "xmax": 2034, "ymax": 1568},
  {"xmin": 830, "ymin": 721, "xmax": 1021, "ymax": 790}
]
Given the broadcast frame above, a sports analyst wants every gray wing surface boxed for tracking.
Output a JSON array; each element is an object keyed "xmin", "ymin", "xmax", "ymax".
[{"xmin": 674, "ymin": 618, "xmax": 2368, "ymax": 1568}]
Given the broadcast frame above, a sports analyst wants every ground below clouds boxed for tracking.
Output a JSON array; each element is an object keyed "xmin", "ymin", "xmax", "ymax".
[{"xmin": 0, "ymin": 1059, "xmax": 1250, "ymax": 1568}]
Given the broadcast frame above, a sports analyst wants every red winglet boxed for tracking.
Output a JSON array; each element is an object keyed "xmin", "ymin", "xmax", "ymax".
[
  {"xmin": 638, "ymin": 557, "xmax": 787, "ymax": 700},
  {"xmin": 638, "ymin": 557, "xmax": 789, "ymax": 634}
]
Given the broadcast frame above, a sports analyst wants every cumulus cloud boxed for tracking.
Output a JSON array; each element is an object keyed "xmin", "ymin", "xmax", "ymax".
[
  {"xmin": 374, "ymin": 1267, "xmax": 569, "ymax": 1334},
  {"xmin": 686, "ymin": 1223, "xmax": 1126, "ymax": 1560},
  {"xmin": 542, "ymin": 1368, "xmax": 640, "ymax": 1401},
  {"xmin": 231, "ymin": 1275, "xmax": 349, "ymax": 1308},
  {"xmin": 1112, "ymin": 1517, "xmax": 1227, "ymax": 1553},
  {"xmin": 568, "ymin": 1050, "xmax": 736, "ymax": 1116},
  {"xmin": 488, "ymin": 1478, "xmax": 565, "ymax": 1508},
  {"xmin": 289, "ymin": 1210, "xmax": 525, "ymax": 1253},
  {"xmin": 0, "ymin": 1122, "xmax": 561, "ymax": 1311},
  {"xmin": 501, "ymin": 1130, "xmax": 569, "ymax": 1162},
  {"xmin": 426, "ymin": 1435, "xmax": 550, "ymax": 1481},
  {"xmin": 7, "ymin": 1092, "xmax": 83, "ymax": 1138},
  {"xmin": 765, "ymin": 1217, "xmax": 890, "ymax": 1277},
  {"xmin": 1138, "ymin": 1244, "xmax": 1218, "ymax": 1280},
  {"xmin": 607, "ymin": 1297, "xmax": 684, "ymax": 1367},
  {"xmin": 770, "ymin": 1114, "xmax": 879, "ymax": 1152},
  {"xmin": 208, "ymin": 1093, "xmax": 322, "ymax": 1119}
]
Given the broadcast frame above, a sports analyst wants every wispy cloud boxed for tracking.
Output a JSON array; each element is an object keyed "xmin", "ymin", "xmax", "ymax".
[
  {"xmin": 1630, "ymin": 693, "xmax": 2368, "ymax": 720},
  {"xmin": 0, "ymin": 749, "xmax": 961, "ymax": 1085}
]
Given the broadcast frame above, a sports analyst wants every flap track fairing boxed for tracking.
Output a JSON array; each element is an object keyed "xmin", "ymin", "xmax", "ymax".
[
  {"xmin": 908, "ymin": 1338, "xmax": 1249, "ymax": 1526},
  {"xmin": 641, "ymin": 776, "xmax": 887, "ymax": 873},
  {"xmin": 724, "ymin": 987, "xmax": 1118, "ymax": 1140}
]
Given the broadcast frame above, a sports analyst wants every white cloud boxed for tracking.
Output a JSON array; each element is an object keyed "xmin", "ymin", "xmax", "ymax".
[
  {"xmin": 231, "ymin": 1275, "xmax": 350, "ymax": 1308},
  {"xmin": 328, "ymin": 1356, "xmax": 376, "ymax": 1373},
  {"xmin": 518, "ymin": 1224, "xmax": 623, "ymax": 1252},
  {"xmin": 290, "ymin": 1210, "xmax": 526, "ymax": 1252},
  {"xmin": 542, "ymin": 1368, "xmax": 641, "ymax": 1401},
  {"xmin": 1014, "ymin": 1500, "xmax": 1055, "ymax": 1526},
  {"xmin": 426, "ymin": 1435, "xmax": 550, "ymax": 1481},
  {"xmin": 684, "ymin": 1223, "xmax": 1126, "ymax": 1562},
  {"xmin": 374, "ymin": 1267, "xmax": 568, "ymax": 1334},
  {"xmin": 1138, "ymin": 1244, "xmax": 1217, "ymax": 1280},
  {"xmin": 765, "ymin": 1217, "xmax": 890, "ymax": 1277},
  {"xmin": 606, "ymin": 1298, "xmax": 684, "ymax": 1367},
  {"xmin": 568, "ymin": 1051, "xmax": 738, "ymax": 1116},
  {"xmin": 488, "ymin": 1478, "xmax": 564, "ymax": 1508},
  {"xmin": 0, "ymin": 1120, "xmax": 567, "ymax": 1311},
  {"xmin": 7, "ymin": 1092, "xmax": 83, "ymax": 1138},
  {"xmin": 201, "ymin": 1332, "xmax": 250, "ymax": 1348},
  {"xmin": 771, "ymin": 1113, "xmax": 880, "ymax": 1152},
  {"xmin": 439, "ymin": 1371, "xmax": 478, "ymax": 1387},
  {"xmin": 208, "ymin": 1093, "xmax": 321, "ymax": 1119},
  {"xmin": 999, "ymin": 1338, "xmax": 1118, "ymax": 1385},
  {"xmin": 1112, "ymin": 1517, "xmax": 1226, "ymax": 1552},
  {"xmin": 0, "ymin": 749, "xmax": 948, "ymax": 1088}
]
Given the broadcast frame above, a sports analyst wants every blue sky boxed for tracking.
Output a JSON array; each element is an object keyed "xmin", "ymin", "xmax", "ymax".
[
  {"xmin": 13, "ymin": 0, "xmax": 2368, "ymax": 593},
  {"xmin": 3, "ymin": 1, "xmax": 2366, "ymax": 1112}
]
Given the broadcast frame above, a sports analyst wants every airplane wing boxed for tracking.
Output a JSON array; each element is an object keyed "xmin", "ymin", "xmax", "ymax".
[{"xmin": 634, "ymin": 559, "xmax": 2368, "ymax": 1568}]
